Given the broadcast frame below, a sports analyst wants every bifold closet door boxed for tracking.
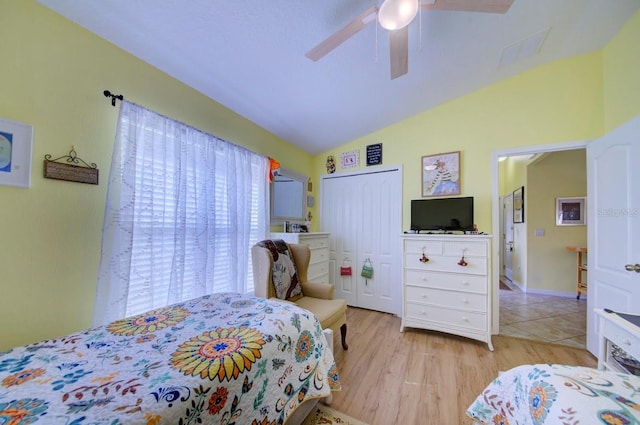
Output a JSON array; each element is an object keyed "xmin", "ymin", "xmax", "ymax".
[{"xmin": 321, "ymin": 167, "xmax": 402, "ymax": 315}]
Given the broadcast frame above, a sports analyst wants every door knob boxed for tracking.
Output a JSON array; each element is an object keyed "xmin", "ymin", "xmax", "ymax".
[{"xmin": 625, "ymin": 263, "xmax": 640, "ymax": 273}]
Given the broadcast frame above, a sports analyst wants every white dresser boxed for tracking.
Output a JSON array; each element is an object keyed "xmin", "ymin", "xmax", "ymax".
[
  {"xmin": 270, "ymin": 232, "xmax": 330, "ymax": 283},
  {"xmin": 401, "ymin": 234, "xmax": 493, "ymax": 351}
]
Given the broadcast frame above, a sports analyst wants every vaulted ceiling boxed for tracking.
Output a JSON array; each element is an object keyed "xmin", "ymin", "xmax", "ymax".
[{"xmin": 39, "ymin": 0, "xmax": 640, "ymax": 154}]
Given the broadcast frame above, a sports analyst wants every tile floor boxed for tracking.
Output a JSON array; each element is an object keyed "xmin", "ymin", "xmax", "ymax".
[{"xmin": 499, "ymin": 280, "xmax": 587, "ymax": 349}]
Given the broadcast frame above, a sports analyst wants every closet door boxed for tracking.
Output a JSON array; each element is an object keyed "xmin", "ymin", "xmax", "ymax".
[{"xmin": 321, "ymin": 167, "xmax": 402, "ymax": 315}]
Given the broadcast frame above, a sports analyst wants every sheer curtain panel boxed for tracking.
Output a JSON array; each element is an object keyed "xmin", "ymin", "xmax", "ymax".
[{"xmin": 94, "ymin": 101, "xmax": 270, "ymax": 326}]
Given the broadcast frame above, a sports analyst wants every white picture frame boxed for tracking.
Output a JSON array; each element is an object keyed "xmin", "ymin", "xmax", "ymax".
[
  {"xmin": 340, "ymin": 150, "xmax": 359, "ymax": 168},
  {"xmin": 556, "ymin": 196, "xmax": 586, "ymax": 226},
  {"xmin": 0, "ymin": 118, "xmax": 33, "ymax": 188}
]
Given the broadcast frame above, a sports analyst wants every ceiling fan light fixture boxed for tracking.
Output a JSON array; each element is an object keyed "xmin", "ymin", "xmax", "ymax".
[{"xmin": 378, "ymin": 0, "xmax": 419, "ymax": 30}]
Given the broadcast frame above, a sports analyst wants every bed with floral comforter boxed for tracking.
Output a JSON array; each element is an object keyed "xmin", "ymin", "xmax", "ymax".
[
  {"xmin": 467, "ymin": 363, "xmax": 640, "ymax": 425},
  {"xmin": 0, "ymin": 292, "xmax": 340, "ymax": 424}
]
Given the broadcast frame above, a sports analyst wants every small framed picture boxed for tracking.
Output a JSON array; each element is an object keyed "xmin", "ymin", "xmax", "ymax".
[
  {"xmin": 341, "ymin": 150, "xmax": 359, "ymax": 169},
  {"xmin": 422, "ymin": 151, "xmax": 460, "ymax": 197},
  {"xmin": 513, "ymin": 186, "xmax": 524, "ymax": 223},
  {"xmin": 556, "ymin": 197, "xmax": 586, "ymax": 226},
  {"xmin": 0, "ymin": 118, "xmax": 34, "ymax": 188}
]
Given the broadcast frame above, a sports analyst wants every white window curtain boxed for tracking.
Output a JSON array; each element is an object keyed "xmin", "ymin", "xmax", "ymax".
[{"xmin": 94, "ymin": 100, "xmax": 270, "ymax": 326}]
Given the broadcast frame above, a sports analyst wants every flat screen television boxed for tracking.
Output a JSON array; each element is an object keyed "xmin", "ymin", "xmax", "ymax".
[{"xmin": 410, "ymin": 197, "xmax": 474, "ymax": 232}]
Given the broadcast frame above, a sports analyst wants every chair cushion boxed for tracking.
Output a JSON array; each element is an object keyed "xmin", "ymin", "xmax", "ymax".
[
  {"xmin": 295, "ymin": 296, "xmax": 347, "ymax": 328},
  {"xmin": 256, "ymin": 239, "xmax": 303, "ymax": 300}
]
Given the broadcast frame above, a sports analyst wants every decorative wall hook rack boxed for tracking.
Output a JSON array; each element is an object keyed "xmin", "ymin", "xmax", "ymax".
[{"xmin": 44, "ymin": 146, "xmax": 99, "ymax": 185}]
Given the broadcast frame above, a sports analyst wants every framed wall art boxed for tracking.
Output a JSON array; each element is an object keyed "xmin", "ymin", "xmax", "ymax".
[
  {"xmin": 421, "ymin": 151, "xmax": 460, "ymax": 197},
  {"xmin": 341, "ymin": 150, "xmax": 359, "ymax": 169},
  {"xmin": 513, "ymin": 186, "xmax": 524, "ymax": 223},
  {"xmin": 556, "ymin": 197, "xmax": 586, "ymax": 226},
  {"xmin": 0, "ymin": 118, "xmax": 33, "ymax": 188}
]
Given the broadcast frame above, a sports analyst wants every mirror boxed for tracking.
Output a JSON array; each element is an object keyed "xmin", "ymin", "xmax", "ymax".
[{"xmin": 271, "ymin": 168, "xmax": 306, "ymax": 225}]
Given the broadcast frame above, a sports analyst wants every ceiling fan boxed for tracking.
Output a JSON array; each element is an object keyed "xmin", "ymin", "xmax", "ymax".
[{"xmin": 306, "ymin": 0, "xmax": 514, "ymax": 79}]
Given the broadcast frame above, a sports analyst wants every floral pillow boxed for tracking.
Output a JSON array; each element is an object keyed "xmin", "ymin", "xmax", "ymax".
[{"xmin": 467, "ymin": 364, "xmax": 640, "ymax": 424}]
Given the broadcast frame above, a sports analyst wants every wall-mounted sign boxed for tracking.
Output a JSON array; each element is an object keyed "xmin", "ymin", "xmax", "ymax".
[
  {"xmin": 366, "ymin": 143, "xmax": 383, "ymax": 166},
  {"xmin": 341, "ymin": 150, "xmax": 359, "ymax": 169}
]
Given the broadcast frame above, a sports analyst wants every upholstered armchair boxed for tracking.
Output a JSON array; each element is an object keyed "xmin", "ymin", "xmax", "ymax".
[{"xmin": 252, "ymin": 241, "xmax": 348, "ymax": 350}]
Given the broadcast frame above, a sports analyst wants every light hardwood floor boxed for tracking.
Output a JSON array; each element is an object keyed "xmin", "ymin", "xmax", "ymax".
[{"xmin": 328, "ymin": 307, "xmax": 596, "ymax": 425}]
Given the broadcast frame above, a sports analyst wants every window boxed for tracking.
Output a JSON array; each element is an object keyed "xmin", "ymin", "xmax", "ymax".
[{"xmin": 94, "ymin": 101, "xmax": 269, "ymax": 326}]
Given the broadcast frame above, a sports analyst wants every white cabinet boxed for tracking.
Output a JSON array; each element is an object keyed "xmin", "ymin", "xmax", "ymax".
[
  {"xmin": 401, "ymin": 234, "xmax": 493, "ymax": 351},
  {"xmin": 270, "ymin": 232, "xmax": 330, "ymax": 283},
  {"xmin": 596, "ymin": 308, "xmax": 640, "ymax": 375}
]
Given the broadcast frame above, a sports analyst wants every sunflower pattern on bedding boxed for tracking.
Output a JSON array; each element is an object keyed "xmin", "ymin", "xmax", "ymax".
[
  {"xmin": 467, "ymin": 364, "xmax": 640, "ymax": 425},
  {"xmin": 0, "ymin": 293, "xmax": 340, "ymax": 425}
]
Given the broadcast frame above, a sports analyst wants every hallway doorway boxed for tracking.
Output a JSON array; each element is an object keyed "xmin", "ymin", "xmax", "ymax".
[{"xmin": 491, "ymin": 142, "xmax": 588, "ymax": 347}]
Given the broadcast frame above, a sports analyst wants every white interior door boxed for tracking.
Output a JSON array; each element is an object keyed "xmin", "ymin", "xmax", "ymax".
[
  {"xmin": 321, "ymin": 175, "xmax": 359, "ymax": 307},
  {"xmin": 586, "ymin": 117, "xmax": 640, "ymax": 355},
  {"xmin": 502, "ymin": 193, "xmax": 514, "ymax": 281},
  {"xmin": 321, "ymin": 167, "xmax": 402, "ymax": 315}
]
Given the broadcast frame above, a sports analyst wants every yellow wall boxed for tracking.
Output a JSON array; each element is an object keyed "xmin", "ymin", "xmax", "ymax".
[
  {"xmin": 0, "ymin": 1, "xmax": 312, "ymax": 350},
  {"xmin": 603, "ymin": 10, "xmax": 640, "ymax": 132},
  {"xmin": 313, "ymin": 51, "xmax": 604, "ymax": 234},
  {"xmin": 527, "ymin": 150, "xmax": 587, "ymax": 293}
]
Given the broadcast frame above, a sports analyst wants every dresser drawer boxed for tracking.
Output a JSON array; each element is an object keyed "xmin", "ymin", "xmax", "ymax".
[
  {"xmin": 309, "ymin": 247, "xmax": 329, "ymax": 265},
  {"xmin": 304, "ymin": 236, "xmax": 329, "ymax": 250},
  {"xmin": 404, "ymin": 239, "xmax": 443, "ymax": 255},
  {"xmin": 443, "ymin": 240, "xmax": 487, "ymax": 257},
  {"xmin": 308, "ymin": 261, "xmax": 329, "ymax": 280},
  {"xmin": 602, "ymin": 317, "xmax": 640, "ymax": 363},
  {"xmin": 404, "ymin": 302, "xmax": 488, "ymax": 332},
  {"xmin": 404, "ymin": 254, "xmax": 487, "ymax": 275},
  {"xmin": 404, "ymin": 269, "xmax": 487, "ymax": 294},
  {"xmin": 405, "ymin": 285, "xmax": 487, "ymax": 311}
]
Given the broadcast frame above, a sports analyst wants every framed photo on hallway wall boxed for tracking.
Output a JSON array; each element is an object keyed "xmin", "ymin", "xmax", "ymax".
[
  {"xmin": 513, "ymin": 186, "xmax": 524, "ymax": 223},
  {"xmin": 421, "ymin": 151, "xmax": 460, "ymax": 197},
  {"xmin": 556, "ymin": 197, "xmax": 586, "ymax": 226}
]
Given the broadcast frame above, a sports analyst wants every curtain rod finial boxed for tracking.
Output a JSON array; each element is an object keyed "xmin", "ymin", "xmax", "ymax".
[{"xmin": 103, "ymin": 90, "xmax": 123, "ymax": 107}]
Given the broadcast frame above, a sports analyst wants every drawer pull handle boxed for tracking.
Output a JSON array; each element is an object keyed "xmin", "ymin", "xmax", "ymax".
[
  {"xmin": 463, "ymin": 299, "xmax": 469, "ymax": 304},
  {"xmin": 458, "ymin": 256, "xmax": 468, "ymax": 267},
  {"xmin": 462, "ymin": 281, "xmax": 470, "ymax": 286},
  {"xmin": 462, "ymin": 316, "xmax": 469, "ymax": 322},
  {"xmin": 419, "ymin": 253, "xmax": 429, "ymax": 263},
  {"xmin": 624, "ymin": 339, "xmax": 632, "ymax": 346}
]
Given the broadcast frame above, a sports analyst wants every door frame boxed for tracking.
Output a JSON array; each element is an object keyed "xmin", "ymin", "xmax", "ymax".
[{"xmin": 490, "ymin": 140, "xmax": 588, "ymax": 335}]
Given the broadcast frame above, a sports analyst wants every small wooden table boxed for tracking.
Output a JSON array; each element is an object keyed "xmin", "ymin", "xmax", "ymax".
[{"xmin": 566, "ymin": 246, "xmax": 587, "ymax": 299}]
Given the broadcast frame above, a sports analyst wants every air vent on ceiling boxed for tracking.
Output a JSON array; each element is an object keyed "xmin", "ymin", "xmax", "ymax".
[{"xmin": 499, "ymin": 28, "xmax": 550, "ymax": 68}]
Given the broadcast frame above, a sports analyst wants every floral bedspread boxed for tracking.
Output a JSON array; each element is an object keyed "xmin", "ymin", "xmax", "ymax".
[
  {"xmin": 0, "ymin": 293, "xmax": 340, "ymax": 425},
  {"xmin": 467, "ymin": 364, "xmax": 640, "ymax": 425}
]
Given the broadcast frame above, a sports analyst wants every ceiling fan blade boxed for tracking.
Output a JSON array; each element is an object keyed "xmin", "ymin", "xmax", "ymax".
[
  {"xmin": 306, "ymin": 5, "xmax": 378, "ymax": 62},
  {"xmin": 421, "ymin": 0, "xmax": 513, "ymax": 14},
  {"xmin": 389, "ymin": 26, "xmax": 409, "ymax": 80}
]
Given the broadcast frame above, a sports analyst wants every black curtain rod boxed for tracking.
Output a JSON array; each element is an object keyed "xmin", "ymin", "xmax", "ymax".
[{"xmin": 103, "ymin": 90, "xmax": 123, "ymax": 107}]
